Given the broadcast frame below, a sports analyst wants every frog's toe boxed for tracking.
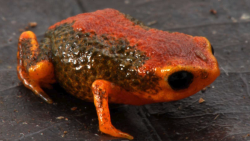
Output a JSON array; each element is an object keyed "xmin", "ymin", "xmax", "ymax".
[
  {"xmin": 19, "ymin": 75, "xmax": 54, "ymax": 104},
  {"xmin": 100, "ymin": 125, "xmax": 134, "ymax": 140},
  {"xmin": 32, "ymin": 85, "xmax": 54, "ymax": 104}
]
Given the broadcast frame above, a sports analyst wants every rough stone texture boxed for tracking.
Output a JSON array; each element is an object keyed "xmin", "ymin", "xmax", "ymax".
[{"xmin": 1, "ymin": 0, "xmax": 250, "ymax": 140}]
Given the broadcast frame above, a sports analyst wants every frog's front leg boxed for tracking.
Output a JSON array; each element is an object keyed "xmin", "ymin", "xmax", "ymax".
[
  {"xmin": 91, "ymin": 80, "xmax": 134, "ymax": 140},
  {"xmin": 17, "ymin": 31, "xmax": 56, "ymax": 104}
]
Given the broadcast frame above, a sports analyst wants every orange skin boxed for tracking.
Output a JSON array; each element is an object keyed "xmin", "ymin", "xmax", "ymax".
[{"xmin": 17, "ymin": 9, "xmax": 220, "ymax": 140}]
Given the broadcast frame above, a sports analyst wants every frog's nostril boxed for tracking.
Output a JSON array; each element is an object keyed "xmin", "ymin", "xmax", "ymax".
[
  {"xmin": 168, "ymin": 71, "xmax": 193, "ymax": 90},
  {"xmin": 211, "ymin": 45, "xmax": 214, "ymax": 55}
]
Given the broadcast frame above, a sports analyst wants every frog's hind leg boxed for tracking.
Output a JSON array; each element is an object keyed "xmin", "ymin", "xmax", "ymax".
[
  {"xmin": 91, "ymin": 80, "xmax": 133, "ymax": 140},
  {"xmin": 17, "ymin": 31, "xmax": 55, "ymax": 104}
]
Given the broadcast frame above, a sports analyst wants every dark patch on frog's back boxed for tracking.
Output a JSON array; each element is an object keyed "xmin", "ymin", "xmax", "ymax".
[{"xmin": 48, "ymin": 23, "xmax": 160, "ymax": 101}]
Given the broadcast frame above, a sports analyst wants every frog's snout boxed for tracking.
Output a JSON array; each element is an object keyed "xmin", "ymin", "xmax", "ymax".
[{"xmin": 167, "ymin": 71, "xmax": 194, "ymax": 91}]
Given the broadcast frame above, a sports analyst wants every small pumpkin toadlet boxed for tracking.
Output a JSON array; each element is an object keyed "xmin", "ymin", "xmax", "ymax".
[{"xmin": 17, "ymin": 8, "xmax": 220, "ymax": 139}]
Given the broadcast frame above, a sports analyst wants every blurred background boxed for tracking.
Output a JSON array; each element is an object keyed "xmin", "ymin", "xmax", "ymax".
[{"xmin": 0, "ymin": 0, "xmax": 250, "ymax": 140}]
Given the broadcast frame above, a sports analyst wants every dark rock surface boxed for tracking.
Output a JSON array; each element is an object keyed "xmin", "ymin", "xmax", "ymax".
[{"xmin": 0, "ymin": 0, "xmax": 250, "ymax": 140}]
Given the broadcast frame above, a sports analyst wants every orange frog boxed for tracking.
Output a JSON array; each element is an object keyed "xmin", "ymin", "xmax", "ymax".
[{"xmin": 17, "ymin": 9, "xmax": 220, "ymax": 139}]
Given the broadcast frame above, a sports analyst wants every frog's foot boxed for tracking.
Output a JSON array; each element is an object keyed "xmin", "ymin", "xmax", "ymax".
[
  {"xmin": 17, "ymin": 31, "xmax": 55, "ymax": 104},
  {"xmin": 91, "ymin": 80, "xmax": 134, "ymax": 140}
]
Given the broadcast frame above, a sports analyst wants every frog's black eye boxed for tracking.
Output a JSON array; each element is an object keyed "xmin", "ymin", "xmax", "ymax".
[
  {"xmin": 211, "ymin": 45, "xmax": 214, "ymax": 55},
  {"xmin": 168, "ymin": 71, "xmax": 194, "ymax": 90}
]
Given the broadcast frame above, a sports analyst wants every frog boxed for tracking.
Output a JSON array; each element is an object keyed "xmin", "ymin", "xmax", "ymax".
[{"xmin": 17, "ymin": 8, "xmax": 220, "ymax": 140}]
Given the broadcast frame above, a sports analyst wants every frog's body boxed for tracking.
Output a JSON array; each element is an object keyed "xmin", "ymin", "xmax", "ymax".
[{"xmin": 17, "ymin": 9, "xmax": 220, "ymax": 139}]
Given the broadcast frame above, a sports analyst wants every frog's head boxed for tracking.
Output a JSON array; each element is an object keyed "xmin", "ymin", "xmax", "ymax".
[{"xmin": 144, "ymin": 36, "xmax": 220, "ymax": 103}]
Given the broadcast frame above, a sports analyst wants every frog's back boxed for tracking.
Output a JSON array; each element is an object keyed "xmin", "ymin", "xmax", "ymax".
[
  {"xmin": 49, "ymin": 9, "xmax": 212, "ymax": 70},
  {"xmin": 46, "ymin": 9, "xmax": 160, "ymax": 101}
]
